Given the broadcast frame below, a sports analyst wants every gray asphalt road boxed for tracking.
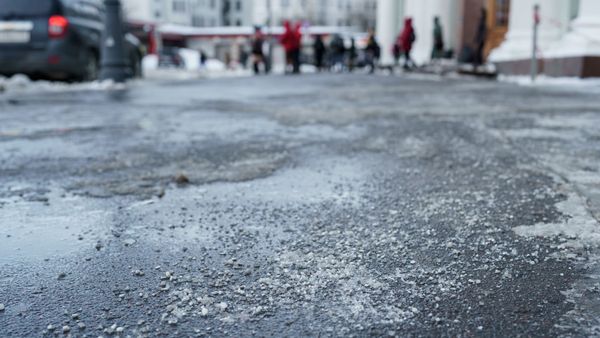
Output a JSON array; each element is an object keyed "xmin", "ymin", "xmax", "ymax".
[{"xmin": 1, "ymin": 74, "xmax": 600, "ymax": 337}]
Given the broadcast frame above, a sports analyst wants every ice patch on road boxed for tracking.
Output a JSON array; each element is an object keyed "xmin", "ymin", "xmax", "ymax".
[
  {"xmin": 523, "ymin": 192, "xmax": 600, "ymax": 336},
  {"xmin": 514, "ymin": 192, "xmax": 600, "ymax": 248},
  {"xmin": 534, "ymin": 113, "xmax": 600, "ymax": 131},
  {"xmin": 499, "ymin": 75, "xmax": 600, "ymax": 93},
  {"xmin": 163, "ymin": 154, "xmax": 365, "ymax": 208},
  {"xmin": 501, "ymin": 128, "xmax": 581, "ymax": 141},
  {"xmin": 208, "ymin": 154, "xmax": 366, "ymax": 205},
  {"xmin": 0, "ymin": 186, "xmax": 112, "ymax": 262}
]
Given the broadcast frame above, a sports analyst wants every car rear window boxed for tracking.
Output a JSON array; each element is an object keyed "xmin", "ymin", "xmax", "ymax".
[{"xmin": 0, "ymin": 0, "xmax": 56, "ymax": 16}]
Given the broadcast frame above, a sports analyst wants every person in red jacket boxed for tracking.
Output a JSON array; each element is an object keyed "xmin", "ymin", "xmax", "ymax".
[
  {"xmin": 397, "ymin": 17, "xmax": 416, "ymax": 70},
  {"xmin": 280, "ymin": 20, "xmax": 302, "ymax": 74}
]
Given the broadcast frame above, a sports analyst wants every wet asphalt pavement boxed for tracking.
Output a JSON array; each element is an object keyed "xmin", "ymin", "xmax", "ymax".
[{"xmin": 1, "ymin": 74, "xmax": 600, "ymax": 337}]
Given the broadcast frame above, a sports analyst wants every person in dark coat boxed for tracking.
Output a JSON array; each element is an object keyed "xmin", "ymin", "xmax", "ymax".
[
  {"xmin": 392, "ymin": 42, "xmax": 401, "ymax": 66},
  {"xmin": 239, "ymin": 44, "xmax": 249, "ymax": 69},
  {"xmin": 313, "ymin": 34, "xmax": 326, "ymax": 72},
  {"xmin": 199, "ymin": 50, "xmax": 207, "ymax": 67},
  {"xmin": 364, "ymin": 29, "xmax": 380, "ymax": 74},
  {"xmin": 398, "ymin": 17, "xmax": 416, "ymax": 70},
  {"xmin": 251, "ymin": 27, "xmax": 265, "ymax": 75},
  {"xmin": 292, "ymin": 22, "xmax": 303, "ymax": 74},
  {"xmin": 431, "ymin": 16, "xmax": 444, "ymax": 61},
  {"xmin": 329, "ymin": 34, "xmax": 345, "ymax": 72},
  {"xmin": 347, "ymin": 38, "xmax": 358, "ymax": 72},
  {"xmin": 474, "ymin": 8, "xmax": 487, "ymax": 68}
]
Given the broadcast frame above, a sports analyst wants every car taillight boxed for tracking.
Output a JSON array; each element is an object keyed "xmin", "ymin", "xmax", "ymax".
[{"xmin": 48, "ymin": 15, "xmax": 68, "ymax": 38}]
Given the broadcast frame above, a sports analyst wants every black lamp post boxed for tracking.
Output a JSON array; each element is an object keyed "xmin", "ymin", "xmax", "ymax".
[{"xmin": 99, "ymin": 0, "xmax": 129, "ymax": 82}]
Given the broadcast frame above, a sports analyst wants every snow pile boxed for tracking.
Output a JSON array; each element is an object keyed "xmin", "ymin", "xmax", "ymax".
[
  {"xmin": 142, "ymin": 54, "xmax": 159, "ymax": 72},
  {"xmin": 178, "ymin": 48, "xmax": 200, "ymax": 71},
  {"xmin": 142, "ymin": 54, "xmax": 251, "ymax": 80},
  {"xmin": 204, "ymin": 59, "xmax": 225, "ymax": 72},
  {"xmin": 0, "ymin": 74, "xmax": 126, "ymax": 95}
]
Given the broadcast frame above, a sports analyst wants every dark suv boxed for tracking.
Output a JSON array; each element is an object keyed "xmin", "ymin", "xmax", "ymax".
[{"xmin": 0, "ymin": 0, "xmax": 144, "ymax": 81}]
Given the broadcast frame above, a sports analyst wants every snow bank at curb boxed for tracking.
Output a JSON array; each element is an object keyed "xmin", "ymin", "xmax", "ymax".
[
  {"xmin": 139, "ymin": 55, "xmax": 252, "ymax": 80},
  {"xmin": 499, "ymin": 75, "xmax": 600, "ymax": 89},
  {"xmin": 0, "ymin": 74, "xmax": 126, "ymax": 95},
  {"xmin": 142, "ymin": 67, "xmax": 253, "ymax": 81}
]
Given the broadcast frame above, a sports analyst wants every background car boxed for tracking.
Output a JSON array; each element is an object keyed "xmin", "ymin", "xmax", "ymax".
[
  {"xmin": 158, "ymin": 47, "xmax": 186, "ymax": 69},
  {"xmin": 0, "ymin": 0, "xmax": 144, "ymax": 81}
]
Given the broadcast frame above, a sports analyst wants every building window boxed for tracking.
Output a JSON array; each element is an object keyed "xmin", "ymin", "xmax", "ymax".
[
  {"xmin": 494, "ymin": 0, "xmax": 510, "ymax": 27},
  {"xmin": 172, "ymin": 0, "xmax": 186, "ymax": 12},
  {"xmin": 236, "ymin": 1, "xmax": 242, "ymax": 11},
  {"xmin": 193, "ymin": 15, "xmax": 205, "ymax": 26}
]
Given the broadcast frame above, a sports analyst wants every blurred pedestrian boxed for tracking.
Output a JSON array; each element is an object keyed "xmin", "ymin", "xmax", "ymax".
[
  {"xmin": 280, "ymin": 21, "xmax": 301, "ymax": 74},
  {"xmin": 313, "ymin": 34, "xmax": 326, "ymax": 72},
  {"xmin": 240, "ymin": 43, "xmax": 249, "ymax": 69},
  {"xmin": 399, "ymin": 18, "xmax": 416, "ymax": 70},
  {"xmin": 224, "ymin": 52, "xmax": 232, "ymax": 70},
  {"xmin": 251, "ymin": 26, "xmax": 265, "ymax": 75},
  {"xmin": 392, "ymin": 42, "xmax": 401, "ymax": 66},
  {"xmin": 431, "ymin": 16, "xmax": 444, "ymax": 61},
  {"xmin": 329, "ymin": 34, "xmax": 346, "ymax": 72},
  {"xmin": 364, "ymin": 29, "xmax": 380, "ymax": 74},
  {"xmin": 473, "ymin": 8, "xmax": 487, "ymax": 68},
  {"xmin": 199, "ymin": 50, "xmax": 207, "ymax": 68},
  {"xmin": 292, "ymin": 22, "xmax": 303, "ymax": 74},
  {"xmin": 347, "ymin": 38, "xmax": 358, "ymax": 72}
]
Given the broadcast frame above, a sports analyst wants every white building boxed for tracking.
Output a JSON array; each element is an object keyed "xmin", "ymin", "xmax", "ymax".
[
  {"xmin": 122, "ymin": 0, "xmax": 230, "ymax": 26},
  {"xmin": 123, "ymin": 0, "xmax": 376, "ymax": 30},
  {"xmin": 376, "ymin": 0, "xmax": 600, "ymax": 77},
  {"xmin": 489, "ymin": 0, "xmax": 600, "ymax": 77},
  {"xmin": 191, "ymin": 0, "xmax": 224, "ymax": 27}
]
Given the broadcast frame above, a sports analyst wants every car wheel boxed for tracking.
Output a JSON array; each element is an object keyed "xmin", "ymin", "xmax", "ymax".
[{"xmin": 82, "ymin": 50, "xmax": 99, "ymax": 82}]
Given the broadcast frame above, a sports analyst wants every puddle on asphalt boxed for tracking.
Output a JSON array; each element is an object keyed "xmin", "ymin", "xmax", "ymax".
[{"xmin": 0, "ymin": 187, "xmax": 112, "ymax": 263}]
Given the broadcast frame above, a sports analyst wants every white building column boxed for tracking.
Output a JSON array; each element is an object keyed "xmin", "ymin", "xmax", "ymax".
[
  {"xmin": 489, "ymin": 0, "xmax": 568, "ymax": 62},
  {"xmin": 376, "ymin": 0, "xmax": 403, "ymax": 66},
  {"xmin": 403, "ymin": 0, "xmax": 460, "ymax": 65},
  {"xmin": 546, "ymin": 0, "xmax": 600, "ymax": 58}
]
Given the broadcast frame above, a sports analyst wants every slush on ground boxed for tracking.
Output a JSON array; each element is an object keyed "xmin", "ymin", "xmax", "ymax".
[{"xmin": 1, "ymin": 74, "xmax": 600, "ymax": 337}]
